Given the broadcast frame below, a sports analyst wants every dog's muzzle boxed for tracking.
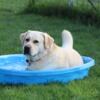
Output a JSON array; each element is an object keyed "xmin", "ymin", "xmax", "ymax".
[{"xmin": 24, "ymin": 46, "xmax": 30, "ymax": 55}]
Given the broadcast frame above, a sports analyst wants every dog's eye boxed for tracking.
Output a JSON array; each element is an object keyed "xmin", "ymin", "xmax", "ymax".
[
  {"xmin": 33, "ymin": 40, "xmax": 39, "ymax": 43},
  {"xmin": 26, "ymin": 38, "xmax": 30, "ymax": 42}
]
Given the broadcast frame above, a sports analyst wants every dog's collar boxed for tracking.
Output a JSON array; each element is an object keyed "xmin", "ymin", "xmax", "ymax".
[
  {"xmin": 30, "ymin": 54, "xmax": 41, "ymax": 62},
  {"xmin": 26, "ymin": 58, "xmax": 41, "ymax": 66},
  {"xmin": 26, "ymin": 54, "xmax": 41, "ymax": 65},
  {"xmin": 26, "ymin": 51, "xmax": 47, "ymax": 65}
]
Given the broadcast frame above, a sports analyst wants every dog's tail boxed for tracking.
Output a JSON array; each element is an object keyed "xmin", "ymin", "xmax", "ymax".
[{"xmin": 62, "ymin": 30, "xmax": 73, "ymax": 49}]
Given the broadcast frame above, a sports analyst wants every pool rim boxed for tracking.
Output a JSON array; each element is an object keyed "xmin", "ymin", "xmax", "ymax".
[{"xmin": 0, "ymin": 54, "xmax": 95, "ymax": 76}]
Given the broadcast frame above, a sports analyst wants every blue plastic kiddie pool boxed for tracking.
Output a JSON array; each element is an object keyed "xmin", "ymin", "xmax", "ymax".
[{"xmin": 0, "ymin": 54, "xmax": 95, "ymax": 85}]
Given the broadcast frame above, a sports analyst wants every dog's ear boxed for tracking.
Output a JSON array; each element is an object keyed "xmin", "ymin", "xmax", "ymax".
[
  {"xmin": 20, "ymin": 32, "xmax": 27, "ymax": 43},
  {"xmin": 43, "ymin": 33, "xmax": 54, "ymax": 49}
]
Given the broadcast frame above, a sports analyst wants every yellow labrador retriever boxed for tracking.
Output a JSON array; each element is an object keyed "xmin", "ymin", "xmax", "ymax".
[{"xmin": 20, "ymin": 30, "xmax": 83, "ymax": 70}]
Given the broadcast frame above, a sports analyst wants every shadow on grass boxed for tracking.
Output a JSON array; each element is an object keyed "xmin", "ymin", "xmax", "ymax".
[{"xmin": 22, "ymin": 3, "xmax": 100, "ymax": 26}]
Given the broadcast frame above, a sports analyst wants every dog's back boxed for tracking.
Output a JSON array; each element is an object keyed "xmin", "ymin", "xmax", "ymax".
[{"xmin": 61, "ymin": 30, "xmax": 83, "ymax": 67}]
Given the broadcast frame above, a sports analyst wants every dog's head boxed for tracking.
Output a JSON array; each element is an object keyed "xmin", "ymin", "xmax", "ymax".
[{"xmin": 20, "ymin": 30, "xmax": 54, "ymax": 57}]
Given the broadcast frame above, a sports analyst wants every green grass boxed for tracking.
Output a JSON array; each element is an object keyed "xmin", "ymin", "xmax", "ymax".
[
  {"xmin": 24, "ymin": 0, "xmax": 100, "ymax": 26},
  {"xmin": 0, "ymin": 0, "xmax": 29, "ymax": 13},
  {"xmin": 0, "ymin": 0, "xmax": 100, "ymax": 100}
]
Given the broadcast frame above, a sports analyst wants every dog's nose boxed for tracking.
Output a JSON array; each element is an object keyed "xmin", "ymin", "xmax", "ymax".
[{"xmin": 24, "ymin": 46, "xmax": 30, "ymax": 54}]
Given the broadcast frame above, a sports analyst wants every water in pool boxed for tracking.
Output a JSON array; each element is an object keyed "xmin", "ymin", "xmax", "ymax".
[{"xmin": 0, "ymin": 54, "xmax": 27, "ymax": 70}]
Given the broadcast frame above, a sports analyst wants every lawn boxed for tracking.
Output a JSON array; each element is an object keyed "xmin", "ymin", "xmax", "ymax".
[{"xmin": 0, "ymin": 0, "xmax": 100, "ymax": 100}]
